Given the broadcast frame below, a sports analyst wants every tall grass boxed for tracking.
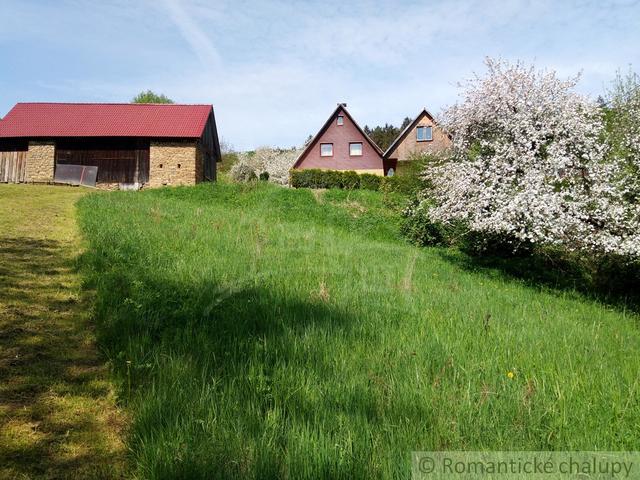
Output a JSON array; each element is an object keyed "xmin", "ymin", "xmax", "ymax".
[{"xmin": 77, "ymin": 182, "xmax": 640, "ymax": 479}]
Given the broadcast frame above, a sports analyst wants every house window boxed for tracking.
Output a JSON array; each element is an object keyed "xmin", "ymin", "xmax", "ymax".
[
  {"xmin": 417, "ymin": 126, "xmax": 432, "ymax": 141},
  {"xmin": 321, "ymin": 143, "xmax": 333, "ymax": 156},
  {"xmin": 350, "ymin": 143, "xmax": 362, "ymax": 156},
  {"xmin": 337, "ymin": 116, "xmax": 344, "ymax": 125}
]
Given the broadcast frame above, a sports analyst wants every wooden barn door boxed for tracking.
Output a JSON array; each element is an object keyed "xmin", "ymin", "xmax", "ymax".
[{"xmin": 0, "ymin": 151, "xmax": 27, "ymax": 183}]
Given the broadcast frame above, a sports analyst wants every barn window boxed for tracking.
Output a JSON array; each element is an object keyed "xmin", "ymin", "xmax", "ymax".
[
  {"xmin": 349, "ymin": 143, "xmax": 362, "ymax": 156},
  {"xmin": 417, "ymin": 126, "xmax": 432, "ymax": 141},
  {"xmin": 337, "ymin": 116, "xmax": 344, "ymax": 125},
  {"xmin": 320, "ymin": 143, "xmax": 333, "ymax": 156}
]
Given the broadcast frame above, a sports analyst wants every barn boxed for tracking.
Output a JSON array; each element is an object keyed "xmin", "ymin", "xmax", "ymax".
[{"xmin": 0, "ymin": 103, "xmax": 222, "ymax": 189}]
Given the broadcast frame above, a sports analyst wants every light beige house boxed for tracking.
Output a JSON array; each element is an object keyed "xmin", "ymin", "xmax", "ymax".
[{"xmin": 383, "ymin": 108, "xmax": 450, "ymax": 173}]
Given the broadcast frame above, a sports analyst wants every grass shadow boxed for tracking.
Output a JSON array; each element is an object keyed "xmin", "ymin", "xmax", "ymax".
[
  {"xmin": 0, "ymin": 235, "xmax": 127, "ymax": 479},
  {"xmin": 435, "ymin": 246, "xmax": 640, "ymax": 314}
]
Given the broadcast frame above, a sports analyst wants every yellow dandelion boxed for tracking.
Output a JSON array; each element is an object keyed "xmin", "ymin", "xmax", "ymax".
[
  {"xmin": 507, "ymin": 372, "xmax": 514, "ymax": 378},
  {"xmin": 126, "ymin": 360, "xmax": 132, "ymax": 365}
]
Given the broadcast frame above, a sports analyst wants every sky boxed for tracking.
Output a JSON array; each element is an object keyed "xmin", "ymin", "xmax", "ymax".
[{"xmin": 1, "ymin": 0, "xmax": 639, "ymax": 151}]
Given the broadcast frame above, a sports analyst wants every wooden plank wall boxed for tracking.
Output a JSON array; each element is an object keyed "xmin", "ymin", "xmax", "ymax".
[
  {"xmin": 56, "ymin": 138, "xmax": 150, "ymax": 184},
  {"xmin": 0, "ymin": 151, "xmax": 27, "ymax": 183},
  {"xmin": 56, "ymin": 149, "xmax": 150, "ymax": 184}
]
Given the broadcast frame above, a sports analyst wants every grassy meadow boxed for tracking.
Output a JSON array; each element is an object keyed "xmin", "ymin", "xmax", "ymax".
[
  {"xmin": 0, "ymin": 185, "xmax": 127, "ymax": 479},
  {"xmin": 75, "ymin": 181, "xmax": 640, "ymax": 479}
]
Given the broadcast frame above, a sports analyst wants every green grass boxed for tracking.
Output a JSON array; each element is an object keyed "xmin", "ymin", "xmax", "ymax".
[
  {"xmin": 76, "ymin": 182, "xmax": 640, "ymax": 479},
  {"xmin": 0, "ymin": 184, "xmax": 127, "ymax": 479}
]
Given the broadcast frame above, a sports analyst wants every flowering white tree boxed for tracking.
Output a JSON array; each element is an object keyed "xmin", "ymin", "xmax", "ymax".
[
  {"xmin": 604, "ymin": 68, "xmax": 640, "ymax": 204},
  {"xmin": 415, "ymin": 57, "xmax": 640, "ymax": 256},
  {"xmin": 229, "ymin": 146, "xmax": 302, "ymax": 186}
]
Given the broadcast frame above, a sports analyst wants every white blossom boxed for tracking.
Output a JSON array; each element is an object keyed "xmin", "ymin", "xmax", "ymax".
[
  {"xmin": 229, "ymin": 146, "xmax": 302, "ymax": 187},
  {"xmin": 414, "ymin": 57, "xmax": 640, "ymax": 256}
]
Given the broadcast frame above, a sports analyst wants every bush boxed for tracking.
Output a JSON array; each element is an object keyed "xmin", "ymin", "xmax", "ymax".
[
  {"xmin": 291, "ymin": 169, "xmax": 316, "ymax": 188},
  {"xmin": 290, "ymin": 168, "xmax": 428, "ymax": 196},
  {"xmin": 342, "ymin": 170, "xmax": 360, "ymax": 190},
  {"xmin": 230, "ymin": 147, "xmax": 301, "ymax": 186},
  {"xmin": 380, "ymin": 174, "xmax": 425, "ymax": 196},
  {"xmin": 311, "ymin": 169, "xmax": 328, "ymax": 189},
  {"xmin": 360, "ymin": 173, "xmax": 382, "ymax": 191},
  {"xmin": 326, "ymin": 170, "xmax": 344, "ymax": 189}
]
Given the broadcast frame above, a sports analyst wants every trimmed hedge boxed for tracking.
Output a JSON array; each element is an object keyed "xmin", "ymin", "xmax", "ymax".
[{"xmin": 291, "ymin": 168, "xmax": 424, "ymax": 195}]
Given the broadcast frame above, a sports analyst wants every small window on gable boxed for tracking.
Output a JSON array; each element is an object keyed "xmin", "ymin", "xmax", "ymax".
[
  {"xmin": 350, "ymin": 142, "xmax": 362, "ymax": 156},
  {"xmin": 337, "ymin": 116, "xmax": 344, "ymax": 125},
  {"xmin": 417, "ymin": 126, "xmax": 433, "ymax": 141},
  {"xmin": 321, "ymin": 143, "xmax": 333, "ymax": 156}
]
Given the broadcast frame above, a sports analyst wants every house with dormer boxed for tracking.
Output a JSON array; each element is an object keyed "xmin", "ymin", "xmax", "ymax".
[{"xmin": 383, "ymin": 108, "xmax": 450, "ymax": 173}]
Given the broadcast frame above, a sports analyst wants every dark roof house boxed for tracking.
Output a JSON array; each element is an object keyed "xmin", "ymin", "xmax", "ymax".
[
  {"xmin": 292, "ymin": 103, "xmax": 386, "ymax": 176},
  {"xmin": 0, "ymin": 103, "xmax": 221, "ymax": 188}
]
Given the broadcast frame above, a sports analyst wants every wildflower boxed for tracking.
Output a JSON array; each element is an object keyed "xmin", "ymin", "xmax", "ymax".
[
  {"xmin": 507, "ymin": 372, "xmax": 514, "ymax": 378},
  {"xmin": 126, "ymin": 360, "xmax": 132, "ymax": 365}
]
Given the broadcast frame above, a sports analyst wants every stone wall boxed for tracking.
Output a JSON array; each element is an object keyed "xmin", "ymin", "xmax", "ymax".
[
  {"xmin": 149, "ymin": 140, "xmax": 198, "ymax": 188},
  {"xmin": 26, "ymin": 141, "xmax": 55, "ymax": 183}
]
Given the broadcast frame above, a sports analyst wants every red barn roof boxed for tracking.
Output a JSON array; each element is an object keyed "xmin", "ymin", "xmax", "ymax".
[{"xmin": 0, "ymin": 103, "xmax": 213, "ymax": 138}]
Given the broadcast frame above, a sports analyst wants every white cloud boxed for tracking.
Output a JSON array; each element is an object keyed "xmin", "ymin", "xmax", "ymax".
[
  {"xmin": 1, "ymin": 0, "xmax": 640, "ymax": 149},
  {"xmin": 159, "ymin": 0, "xmax": 223, "ymax": 69}
]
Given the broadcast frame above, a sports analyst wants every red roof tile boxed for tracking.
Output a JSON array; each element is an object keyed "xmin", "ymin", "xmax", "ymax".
[{"xmin": 0, "ymin": 103, "xmax": 213, "ymax": 138}]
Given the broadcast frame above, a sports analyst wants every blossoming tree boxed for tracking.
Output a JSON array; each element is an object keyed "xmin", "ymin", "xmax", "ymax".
[
  {"xmin": 416, "ymin": 57, "xmax": 640, "ymax": 256},
  {"xmin": 230, "ymin": 146, "xmax": 302, "ymax": 186}
]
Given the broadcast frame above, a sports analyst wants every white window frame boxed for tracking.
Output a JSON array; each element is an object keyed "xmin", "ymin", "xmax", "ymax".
[
  {"xmin": 337, "ymin": 116, "xmax": 344, "ymax": 126},
  {"xmin": 320, "ymin": 143, "xmax": 334, "ymax": 156},
  {"xmin": 417, "ymin": 126, "xmax": 433, "ymax": 142},
  {"xmin": 349, "ymin": 142, "xmax": 363, "ymax": 156}
]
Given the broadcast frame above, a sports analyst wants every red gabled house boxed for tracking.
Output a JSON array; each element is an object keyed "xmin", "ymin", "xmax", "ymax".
[
  {"xmin": 0, "ymin": 103, "xmax": 222, "ymax": 189},
  {"xmin": 292, "ymin": 103, "xmax": 385, "ymax": 176}
]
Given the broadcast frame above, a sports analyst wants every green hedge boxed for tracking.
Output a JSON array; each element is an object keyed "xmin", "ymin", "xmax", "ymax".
[{"xmin": 291, "ymin": 168, "xmax": 424, "ymax": 195}]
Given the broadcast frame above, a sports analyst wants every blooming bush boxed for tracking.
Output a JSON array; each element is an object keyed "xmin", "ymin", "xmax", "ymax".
[
  {"xmin": 412, "ymin": 57, "xmax": 640, "ymax": 256},
  {"xmin": 604, "ymin": 68, "xmax": 640, "ymax": 207},
  {"xmin": 229, "ymin": 146, "xmax": 302, "ymax": 186}
]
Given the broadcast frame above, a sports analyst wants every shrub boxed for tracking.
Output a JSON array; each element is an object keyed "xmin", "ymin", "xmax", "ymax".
[
  {"xmin": 359, "ymin": 173, "xmax": 382, "ymax": 191},
  {"xmin": 311, "ymin": 169, "xmax": 328, "ymax": 189},
  {"xmin": 230, "ymin": 147, "xmax": 301, "ymax": 186},
  {"xmin": 291, "ymin": 169, "xmax": 317, "ymax": 188},
  {"xmin": 229, "ymin": 153, "xmax": 260, "ymax": 183},
  {"xmin": 326, "ymin": 170, "xmax": 344, "ymax": 189},
  {"xmin": 380, "ymin": 174, "xmax": 424, "ymax": 196},
  {"xmin": 342, "ymin": 170, "xmax": 360, "ymax": 190}
]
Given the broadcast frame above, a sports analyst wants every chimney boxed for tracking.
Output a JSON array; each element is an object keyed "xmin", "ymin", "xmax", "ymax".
[{"xmin": 338, "ymin": 102, "xmax": 347, "ymax": 107}]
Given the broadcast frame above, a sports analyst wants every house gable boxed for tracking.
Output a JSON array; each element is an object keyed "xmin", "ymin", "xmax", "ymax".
[
  {"xmin": 293, "ymin": 104, "xmax": 384, "ymax": 175},
  {"xmin": 384, "ymin": 108, "xmax": 450, "ymax": 163}
]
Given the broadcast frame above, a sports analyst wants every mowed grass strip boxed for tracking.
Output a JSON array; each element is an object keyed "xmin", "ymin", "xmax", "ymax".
[
  {"xmin": 77, "ymin": 182, "xmax": 640, "ymax": 479},
  {"xmin": 0, "ymin": 185, "xmax": 127, "ymax": 479}
]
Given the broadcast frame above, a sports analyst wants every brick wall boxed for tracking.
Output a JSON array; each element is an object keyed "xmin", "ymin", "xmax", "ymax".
[
  {"xmin": 26, "ymin": 141, "xmax": 55, "ymax": 183},
  {"xmin": 149, "ymin": 140, "xmax": 198, "ymax": 188}
]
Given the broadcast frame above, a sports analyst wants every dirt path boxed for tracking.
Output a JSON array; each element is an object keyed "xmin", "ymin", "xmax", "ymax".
[{"xmin": 0, "ymin": 185, "xmax": 128, "ymax": 479}]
